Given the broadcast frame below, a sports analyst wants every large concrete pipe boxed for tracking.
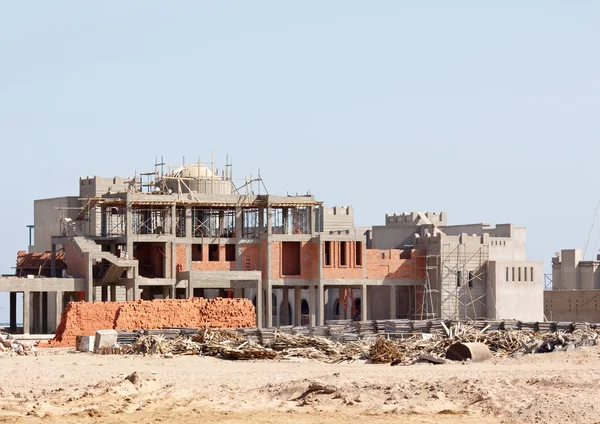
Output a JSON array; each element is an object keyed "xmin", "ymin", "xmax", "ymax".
[{"xmin": 445, "ymin": 342, "xmax": 491, "ymax": 362}]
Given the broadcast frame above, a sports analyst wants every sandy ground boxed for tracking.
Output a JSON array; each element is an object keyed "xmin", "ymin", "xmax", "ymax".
[{"xmin": 2, "ymin": 346, "xmax": 600, "ymax": 424}]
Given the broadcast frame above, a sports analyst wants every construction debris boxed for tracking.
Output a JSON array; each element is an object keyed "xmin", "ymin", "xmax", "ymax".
[
  {"xmin": 0, "ymin": 334, "xmax": 36, "ymax": 356},
  {"xmin": 87, "ymin": 320, "xmax": 600, "ymax": 365}
]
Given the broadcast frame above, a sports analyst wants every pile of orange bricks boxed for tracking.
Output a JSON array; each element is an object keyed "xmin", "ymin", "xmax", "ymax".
[{"xmin": 46, "ymin": 298, "xmax": 256, "ymax": 348}]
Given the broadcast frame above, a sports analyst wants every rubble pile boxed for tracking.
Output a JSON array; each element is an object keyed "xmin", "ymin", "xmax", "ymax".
[
  {"xmin": 0, "ymin": 334, "xmax": 36, "ymax": 356},
  {"xmin": 116, "ymin": 322, "xmax": 600, "ymax": 364}
]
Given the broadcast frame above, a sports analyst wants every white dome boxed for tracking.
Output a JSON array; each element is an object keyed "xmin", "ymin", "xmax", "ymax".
[{"xmin": 170, "ymin": 164, "xmax": 219, "ymax": 180}]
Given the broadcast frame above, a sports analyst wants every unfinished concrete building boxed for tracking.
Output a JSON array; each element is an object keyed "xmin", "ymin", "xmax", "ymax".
[
  {"xmin": 1, "ymin": 157, "xmax": 544, "ymax": 334},
  {"xmin": 544, "ymin": 249, "xmax": 600, "ymax": 321}
]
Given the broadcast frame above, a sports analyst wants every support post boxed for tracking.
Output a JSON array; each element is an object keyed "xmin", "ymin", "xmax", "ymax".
[
  {"xmin": 256, "ymin": 279, "xmax": 263, "ymax": 328},
  {"xmin": 338, "ymin": 288, "xmax": 346, "ymax": 319},
  {"xmin": 84, "ymin": 253, "xmax": 93, "ymax": 302},
  {"xmin": 55, "ymin": 291, "xmax": 63, "ymax": 332},
  {"xmin": 294, "ymin": 286, "xmax": 301, "ymax": 326},
  {"xmin": 281, "ymin": 287, "xmax": 289, "ymax": 325},
  {"xmin": 110, "ymin": 285, "xmax": 117, "ymax": 302},
  {"xmin": 23, "ymin": 291, "xmax": 30, "ymax": 335},
  {"xmin": 318, "ymin": 284, "xmax": 325, "ymax": 326},
  {"xmin": 308, "ymin": 285, "xmax": 316, "ymax": 327},
  {"xmin": 361, "ymin": 285, "xmax": 368, "ymax": 322},
  {"xmin": 162, "ymin": 285, "xmax": 172, "ymax": 299}
]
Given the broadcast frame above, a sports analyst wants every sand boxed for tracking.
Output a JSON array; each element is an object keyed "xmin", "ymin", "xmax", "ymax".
[{"xmin": 2, "ymin": 346, "xmax": 600, "ymax": 424}]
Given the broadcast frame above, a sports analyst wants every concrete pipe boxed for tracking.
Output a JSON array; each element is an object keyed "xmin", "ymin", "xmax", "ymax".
[{"xmin": 445, "ymin": 342, "xmax": 491, "ymax": 362}]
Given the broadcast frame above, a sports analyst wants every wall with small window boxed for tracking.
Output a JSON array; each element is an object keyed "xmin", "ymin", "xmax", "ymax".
[{"xmin": 191, "ymin": 243, "xmax": 236, "ymax": 271}]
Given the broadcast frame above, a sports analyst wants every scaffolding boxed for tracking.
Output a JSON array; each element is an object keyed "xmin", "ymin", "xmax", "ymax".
[{"xmin": 438, "ymin": 243, "xmax": 490, "ymax": 320}]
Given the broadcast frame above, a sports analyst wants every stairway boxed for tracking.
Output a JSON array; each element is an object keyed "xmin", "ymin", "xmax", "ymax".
[{"xmin": 63, "ymin": 219, "xmax": 137, "ymax": 283}]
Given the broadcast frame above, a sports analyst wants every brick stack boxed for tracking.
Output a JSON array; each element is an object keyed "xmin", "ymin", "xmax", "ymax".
[
  {"xmin": 114, "ymin": 298, "xmax": 255, "ymax": 331},
  {"xmin": 45, "ymin": 298, "xmax": 256, "ymax": 348}
]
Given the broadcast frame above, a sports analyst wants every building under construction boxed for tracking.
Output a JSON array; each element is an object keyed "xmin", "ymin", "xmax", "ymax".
[{"xmin": 2, "ymin": 156, "xmax": 543, "ymax": 334}]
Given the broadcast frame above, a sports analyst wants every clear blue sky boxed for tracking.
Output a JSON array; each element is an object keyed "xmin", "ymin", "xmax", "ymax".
[{"xmin": 1, "ymin": 2, "xmax": 599, "ymax": 321}]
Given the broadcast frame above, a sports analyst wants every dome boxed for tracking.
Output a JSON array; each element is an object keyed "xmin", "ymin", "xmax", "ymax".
[
  {"xmin": 165, "ymin": 163, "xmax": 233, "ymax": 195},
  {"xmin": 170, "ymin": 164, "xmax": 219, "ymax": 180}
]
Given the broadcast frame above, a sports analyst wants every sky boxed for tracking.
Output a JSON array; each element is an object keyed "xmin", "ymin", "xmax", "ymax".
[{"xmin": 0, "ymin": 2, "xmax": 599, "ymax": 321}]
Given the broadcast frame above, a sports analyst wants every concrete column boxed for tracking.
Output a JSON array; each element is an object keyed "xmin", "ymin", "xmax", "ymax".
[
  {"xmin": 318, "ymin": 284, "xmax": 325, "ymax": 326},
  {"xmin": 310, "ymin": 206, "xmax": 316, "ymax": 235},
  {"xmin": 266, "ymin": 206, "xmax": 272, "ymax": 235},
  {"xmin": 361, "ymin": 285, "xmax": 368, "ymax": 322},
  {"xmin": 281, "ymin": 208, "xmax": 292, "ymax": 234},
  {"xmin": 281, "ymin": 287, "xmax": 289, "ymax": 325},
  {"xmin": 308, "ymin": 285, "xmax": 316, "ymax": 327},
  {"xmin": 266, "ymin": 281, "xmax": 273, "ymax": 327},
  {"xmin": 126, "ymin": 202, "xmax": 133, "ymax": 260},
  {"xmin": 258, "ymin": 207, "xmax": 265, "ymax": 234},
  {"xmin": 390, "ymin": 285, "xmax": 397, "ymax": 320},
  {"xmin": 23, "ymin": 291, "xmax": 30, "ymax": 335},
  {"xmin": 235, "ymin": 208, "xmax": 243, "ymax": 271},
  {"xmin": 85, "ymin": 253, "xmax": 93, "ymax": 302},
  {"xmin": 9, "ymin": 292, "xmax": 17, "ymax": 332},
  {"xmin": 256, "ymin": 279, "xmax": 263, "ymax": 328},
  {"xmin": 294, "ymin": 286, "xmax": 302, "ymax": 326},
  {"xmin": 51, "ymin": 243, "xmax": 57, "ymax": 278},
  {"xmin": 162, "ymin": 285, "xmax": 173, "ymax": 299},
  {"xmin": 185, "ymin": 206, "xmax": 192, "ymax": 238},
  {"xmin": 110, "ymin": 285, "xmax": 117, "ymax": 301},
  {"xmin": 55, "ymin": 291, "xmax": 63, "ymax": 332},
  {"xmin": 171, "ymin": 204, "xmax": 177, "ymax": 236}
]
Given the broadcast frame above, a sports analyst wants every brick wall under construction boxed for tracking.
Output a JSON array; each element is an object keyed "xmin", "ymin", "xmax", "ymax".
[{"xmin": 47, "ymin": 298, "xmax": 256, "ymax": 347}]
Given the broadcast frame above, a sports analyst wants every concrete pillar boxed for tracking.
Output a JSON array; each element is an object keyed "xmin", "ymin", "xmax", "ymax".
[
  {"xmin": 163, "ymin": 285, "xmax": 173, "ymax": 299},
  {"xmin": 55, "ymin": 291, "xmax": 63, "ymax": 332},
  {"xmin": 266, "ymin": 281, "xmax": 273, "ymax": 327},
  {"xmin": 85, "ymin": 253, "xmax": 93, "ymax": 302},
  {"xmin": 171, "ymin": 204, "xmax": 177, "ymax": 236},
  {"xmin": 256, "ymin": 279, "xmax": 263, "ymax": 328},
  {"xmin": 318, "ymin": 284, "xmax": 325, "ymax": 326},
  {"xmin": 235, "ymin": 208, "xmax": 243, "ymax": 271},
  {"xmin": 110, "ymin": 285, "xmax": 117, "ymax": 301},
  {"xmin": 294, "ymin": 286, "xmax": 301, "ymax": 326},
  {"xmin": 310, "ymin": 206, "xmax": 316, "ymax": 235},
  {"xmin": 308, "ymin": 285, "xmax": 316, "ymax": 327},
  {"xmin": 390, "ymin": 285, "xmax": 397, "ymax": 320},
  {"xmin": 23, "ymin": 291, "xmax": 30, "ymax": 335},
  {"xmin": 281, "ymin": 287, "xmax": 289, "ymax": 325},
  {"xmin": 126, "ymin": 202, "xmax": 133, "ymax": 261},
  {"xmin": 361, "ymin": 285, "xmax": 368, "ymax": 322}
]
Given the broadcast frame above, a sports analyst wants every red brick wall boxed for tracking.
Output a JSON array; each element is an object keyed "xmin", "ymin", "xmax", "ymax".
[
  {"xmin": 175, "ymin": 243, "xmax": 187, "ymax": 273},
  {"xmin": 366, "ymin": 249, "xmax": 426, "ymax": 280},
  {"xmin": 240, "ymin": 244, "xmax": 260, "ymax": 271},
  {"xmin": 323, "ymin": 241, "xmax": 363, "ymax": 279},
  {"xmin": 191, "ymin": 244, "xmax": 235, "ymax": 271},
  {"xmin": 64, "ymin": 243, "xmax": 86, "ymax": 278},
  {"xmin": 46, "ymin": 298, "xmax": 256, "ymax": 347}
]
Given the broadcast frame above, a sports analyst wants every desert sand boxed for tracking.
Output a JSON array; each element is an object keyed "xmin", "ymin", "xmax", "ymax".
[{"xmin": 2, "ymin": 346, "xmax": 600, "ymax": 424}]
